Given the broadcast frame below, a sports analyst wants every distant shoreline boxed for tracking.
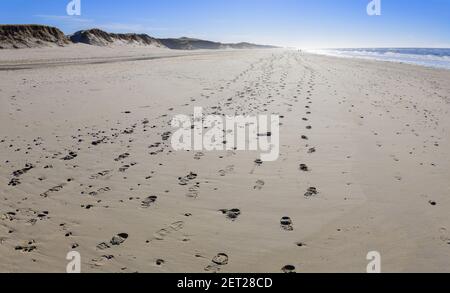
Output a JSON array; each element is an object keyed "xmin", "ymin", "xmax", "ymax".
[{"xmin": 306, "ymin": 48, "xmax": 450, "ymax": 70}]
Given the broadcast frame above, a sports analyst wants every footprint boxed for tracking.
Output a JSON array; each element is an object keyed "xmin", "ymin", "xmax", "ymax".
[
  {"xmin": 304, "ymin": 187, "xmax": 318, "ymax": 197},
  {"xmin": 186, "ymin": 172, "xmax": 198, "ymax": 180},
  {"xmin": 62, "ymin": 151, "xmax": 77, "ymax": 161},
  {"xmin": 186, "ymin": 183, "xmax": 200, "ymax": 198},
  {"xmin": 282, "ymin": 265, "xmax": 296, "ymax": 273},
  {"xmin": 15, "ymin": 245, "xmax": 37, "ymax": 253},
  {"xmin": 439, "ymin": 228, "xmax": 450, "ymax": 244},
  {"xmin": 308, "ymin": 147, "xmax": 316, "ymax": 154},
  {"xmin": 218, "ymin": 170, "xmax": 227, "ymax": 177},
  {"xmin": 90, "ymin": 170, "xmax": 112, "ymax": 180},
  {"xmin": 1, "ymin": 212, "xmax": 16, "ymax": 221},
  {"xmin": 205, "ymin": 253, "xmax": 229, "ymax": 272},
  {"xmin": 92, "ymin": 255, "xmax": 114, "ymax": 267},
  {"xmin": 178, "ymin": 177, "xmax": 189, "ymax": 186},
  {"xmin": 194, "ymin": 152, "xmax": 205, "ymax": 160},
  {"xmin": 218, "ymin": 165, "xmax": 235, "ymax": 177},
  {"xmin": 87, "ymin": 186, "xmax": 111, "ymax": 196},
  {"xmin": 179, "ymin": 172, "xmax": 198, "ymax": 185},
  {"xmin": 141, "ymin": 196, "xmax": 158, "ymax": 208},
  {"xmin": 96, "ymin": 242, "xmax": 111, "ymax": 250},
  {"xmin": 15, "ymin": 240, "xmax": 37, "ymax": 253},
  {"xmin": 12, "ymin": 164, "xmax": 34, "ymax": 177},
  {"xmin": 114, "ymin": 153, "xmax": 130, "ymax": 162},
  {"xmin": 281, "ymin": 217, "xmax": 294, "ymax": 231},
  {"xmin": 40, "ymin": 183, "xmax": 67, "ymax": 198},
  {"xmin": 219, "ymin": 209, "xmax": 241, "ymax": 220},
  {"xmin": 212, "ymin": 253, "xmax": 229, "ymax": 265},
  {"xmin": 153, "ymin": 221, "xmax": 185, "ymax": 241},
  {"xmin": 8, "ymin": 178, "xmax": 21, "ymax": 186},
  {"xmin": 154, "ymin": 228, "xmax": 170, "ymax": 241},
  {"xmin": 110, "ymin": 233, "xmax": 129, "ymax": 246},
  {"xmin": 170, "ymin": 221, "xmax": 185, "ymax": 231},
  {"xmin": 161, "ymin": 131, "xmax": 171, "ymax": 141},
  {"xmin": 91, "ymin": 137, "xmax": 107, "ymax": 146},
  {"xmin": 299, "ymin": 164, "xmax": 309, "ymax": 172},
  {"xmin": 254, "ymin": 180, "xmax": 265, "ymax": 190},
  {"xmin": 119, "ymin": 165, "xmax": 130, "ymax": 173}
]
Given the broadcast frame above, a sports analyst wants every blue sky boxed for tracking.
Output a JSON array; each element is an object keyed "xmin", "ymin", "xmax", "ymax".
[{"xmin": 1, "ymin": 0, "xmax": 449, "ymax": 48}]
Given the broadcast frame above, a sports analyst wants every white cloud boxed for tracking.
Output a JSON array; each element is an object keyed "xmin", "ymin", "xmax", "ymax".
[
  {"xmin": 34, "ymin": 14, "xmax": 93, "ymax": 23},
  {"xmin": 97, "ymin": 23, "xmax": 170, "ymax": 33}
]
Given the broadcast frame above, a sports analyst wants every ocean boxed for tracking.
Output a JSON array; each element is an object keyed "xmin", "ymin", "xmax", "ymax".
[{"xmin": 308, "ymin": 48, "xmax": 450, "ymax": 70}]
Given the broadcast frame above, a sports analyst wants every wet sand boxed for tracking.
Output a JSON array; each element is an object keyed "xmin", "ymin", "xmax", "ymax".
[{"xmin": 1, "ymin": 48, "xmax": 449, "ymax": 272}]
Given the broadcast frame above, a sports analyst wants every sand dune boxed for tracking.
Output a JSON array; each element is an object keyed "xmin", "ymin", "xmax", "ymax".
[
  {"xmin": 0, "ymin": 25, "xmax": 69, "ymax": 49},
  {"xmin": 0, "ymin": 25, "xmax": 277, "ymax": 51},
  {"xmin": 69, "ymin": 29, "xmax": 165, "ymax": 48},
  {"xmin": 0, "ymin": 48, "xmax": 449, "ymax": 273},
  {"xmin": 158, "ymin": 37, "xmax": 278, "ymax": 50}
]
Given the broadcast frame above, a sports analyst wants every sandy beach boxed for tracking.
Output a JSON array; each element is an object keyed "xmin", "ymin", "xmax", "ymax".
[{"xmin": 1, "ymin": 48, "xmax": 449, "ymax": 273}]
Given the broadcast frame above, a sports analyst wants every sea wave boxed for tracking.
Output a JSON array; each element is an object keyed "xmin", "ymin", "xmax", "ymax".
[{"xmin": 307, "ymin": 48, "xmax": 450, "ymax": 70}]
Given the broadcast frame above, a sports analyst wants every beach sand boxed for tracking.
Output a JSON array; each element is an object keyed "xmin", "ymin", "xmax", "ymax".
[{"xmin": 0, "ymin": 48, "xmax": 449, "ymax": 273}]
